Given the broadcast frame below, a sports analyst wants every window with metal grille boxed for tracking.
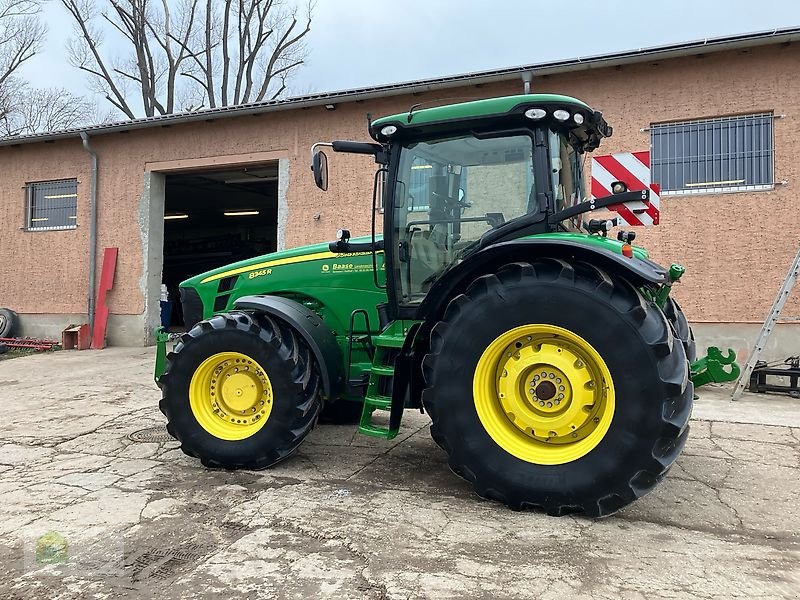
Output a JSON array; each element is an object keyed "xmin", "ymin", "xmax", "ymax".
[
  {"xmin": 25, "ymin": 179, "xmax": 78, "ymax": 230},
  {"xmin": 650, "ymin": 113, "xmax": 774, "ymax": 195}
]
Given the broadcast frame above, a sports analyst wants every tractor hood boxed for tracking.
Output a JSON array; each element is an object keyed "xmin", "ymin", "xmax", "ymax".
[
  {"xmin": 182, "ymin": 238, "xmax": 350, "ymax": 288},
  {"xmin": 178, "ymin": 236, "xmax": 386, "ymax": 328},
  {"xmin": 181, "ymin": 232, "xmax": 646, "ymax": 290}
]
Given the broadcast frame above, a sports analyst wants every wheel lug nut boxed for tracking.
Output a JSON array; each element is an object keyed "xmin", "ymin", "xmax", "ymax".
[
  {"xmin": 572, "ymin": 432, "xmax": 578, "ymax": 438},
  {"xmin": 556, "ymin": 378, "xmax": 561, "ymax": 384},
  {"xmin": 593, "ymin": 417, "xmax": 600, "ymax": 423},
  {"xmin": 587, "ymin": 381, "xmax": 595, "ymax": 389},
  {"xmin": 559, "ymin": 385, "xmax": 565, "ymax": 391},
  {"xmin": 539, "ymin": 401, "xmax": 545, "ymax": 407},
  {"xmin": 558, "ymin": 394, "xmax": 564, "ymax": 400},
  {"xmin": 546, "ymin": 402, "xmax": 552, "ymax": 408},
  {"xmin": 576, "ymin": 361, "xmax": 584, "ymax": 368},
  {"xmin": 554, "ymin": 400, "xmax": 560, "ymax": 405},
  {"xmin": 549, "ymin": 373, "xmax": 555, "ymax": 379}
]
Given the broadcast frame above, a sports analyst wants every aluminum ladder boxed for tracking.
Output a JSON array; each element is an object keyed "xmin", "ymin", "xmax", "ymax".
[{"xmin": 732, "ymin": 245, "xmax": 800, "ymax": 401}]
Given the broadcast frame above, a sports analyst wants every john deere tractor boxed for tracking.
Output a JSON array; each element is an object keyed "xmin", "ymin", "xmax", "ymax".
[{"xmin": 157, "ymin": 94, "xmax": 698, "ymax": 517}]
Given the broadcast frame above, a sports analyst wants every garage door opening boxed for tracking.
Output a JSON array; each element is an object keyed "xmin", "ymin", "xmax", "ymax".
[{"xmin": 162, "ymin": 163, "xmax": 279, "ymax": 329}]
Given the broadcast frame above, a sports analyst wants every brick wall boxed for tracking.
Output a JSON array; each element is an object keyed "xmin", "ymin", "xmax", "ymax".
[{"xmin": 0, "ymin": 42, "xmax": 797, "ymax": 331}]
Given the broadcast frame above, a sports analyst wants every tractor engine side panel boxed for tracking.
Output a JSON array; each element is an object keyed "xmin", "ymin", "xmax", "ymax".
[{"xmin": 179, "ymin": 240, "xmax": 388, "ymax": 399}]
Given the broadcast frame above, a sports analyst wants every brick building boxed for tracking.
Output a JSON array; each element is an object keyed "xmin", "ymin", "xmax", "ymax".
[{"xmin": 1, "ymin": 28, "xmax": 798, "ymax": 358}]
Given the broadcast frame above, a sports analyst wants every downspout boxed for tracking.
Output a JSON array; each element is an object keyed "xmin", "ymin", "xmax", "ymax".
[
  {"xmin": 80, "ymin": 132, "xmax": 98, "ymax": 333},
  {"xmin": 522, "ymin": 71, "xmax": 532, "ymax": 94}
]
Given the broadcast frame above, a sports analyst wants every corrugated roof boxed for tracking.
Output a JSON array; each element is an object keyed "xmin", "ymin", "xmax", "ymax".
[{"xmin": 2, "ymin": 26, "xmax": 798, "ymax": 147}]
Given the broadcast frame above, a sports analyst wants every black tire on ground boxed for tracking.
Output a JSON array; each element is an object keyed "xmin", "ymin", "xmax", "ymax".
[
  {"xmin": 422, "ymin": 259, "xmax": 693, "ymax": 517},
  {"xmin": 319, "ymin": 399, "xmax": 364, "ymax": 424},
  {"xmin": 0, "ymin": 308, "xmax": 18, "ymax": 338},
  {"xmin": 663, "ymin": 297, "xmax": 696, "ymax": 363},
  {"xmin": 158, "ymin": 311, "xmax": 321, "ymax": 469}
]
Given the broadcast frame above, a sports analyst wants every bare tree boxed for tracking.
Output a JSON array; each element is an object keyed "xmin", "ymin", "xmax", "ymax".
[
  {"xmin": 0, "ymin": 0, "xmax": 45, "ymax": 89},
  {"xmin": 187, "ymin": 0, "xmax": 312, "ymax": 108},
  {"xmin": 0, "ymin": 84, "xmax": 106, "ymax": 135},
  {"xmin": 60, "ymin": 0, "xmax": 197, "ymax": 118},
  {"xmin": 61, "ymin": 0, "xmax": 312, "ymax": 119},
  {"xmin": 0, "ymin": 0, "xmax": 52, "ymax": 134}
]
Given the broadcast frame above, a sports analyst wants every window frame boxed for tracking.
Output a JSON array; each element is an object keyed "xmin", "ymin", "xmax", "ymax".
[
  {"xmin": 650, "ymin": 113, "xmax": 775, "ymax": 197},
  {"xmin": 24, "ymin": 179, "xmax": 79, "ymax": 231}
]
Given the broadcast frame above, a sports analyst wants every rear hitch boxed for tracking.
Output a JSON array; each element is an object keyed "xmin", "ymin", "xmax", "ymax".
[{"xmin": 690, "ymin": 347, "xmax": 741, "ymax": 388}]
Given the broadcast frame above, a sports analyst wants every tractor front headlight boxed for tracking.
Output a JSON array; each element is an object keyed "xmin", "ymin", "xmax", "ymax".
[
  {"xmin": 574, "ymin": 113, "xmax": 585, "ymax": 125},
  {"xmin": 553, "ymin": 109, "xmax": 570, "ymax": 121},
  {"xmin": 380, "ymin": 125, "xmax": 398, "ymax": 137},
  {"xmin": 524, "ymin": 108, "xmax": 547, "ymax": 120}
]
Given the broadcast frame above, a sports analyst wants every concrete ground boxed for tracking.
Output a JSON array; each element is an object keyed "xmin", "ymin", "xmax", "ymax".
[{"xmin": 0, "ymin": 348, "xmax": 798, "ymax": 599}]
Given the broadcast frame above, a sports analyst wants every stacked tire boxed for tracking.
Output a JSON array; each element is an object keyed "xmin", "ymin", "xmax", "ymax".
[{"xmin": 0, "ymin": 308, "xmax": 18, "ymax": 338}]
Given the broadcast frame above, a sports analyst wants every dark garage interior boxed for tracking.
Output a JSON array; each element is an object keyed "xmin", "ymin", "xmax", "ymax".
[{"xmin": 162, "ymin": 163, "xmax": 279, "ymax": 327}]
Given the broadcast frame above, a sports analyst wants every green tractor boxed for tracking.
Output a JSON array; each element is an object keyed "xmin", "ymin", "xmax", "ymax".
[{"xmin": 157, "ymin": 94, "xmax": 698, "ymax": 517}]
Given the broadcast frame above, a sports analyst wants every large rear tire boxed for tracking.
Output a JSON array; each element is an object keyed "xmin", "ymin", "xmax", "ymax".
[
  {"xmin": 159, "ymin": 312, "xmax": 321, "ymax": 469},
  {"xmin": 422, "ymin": 260, "xmax": 693, "ymax": 517}
]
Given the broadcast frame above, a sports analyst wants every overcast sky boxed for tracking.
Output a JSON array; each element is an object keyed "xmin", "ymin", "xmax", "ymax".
[{"xmin": 20, "ymin": 0, "xmax": 800, "ymax": 108}]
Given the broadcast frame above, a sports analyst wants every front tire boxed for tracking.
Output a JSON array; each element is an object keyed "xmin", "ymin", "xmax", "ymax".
[
  {"xmin": 159, "ymin": 312, "xmax": 321, "ymax": 469},
  {"xmin": 422, "ymin": 260, "xmax": 692, "ymax": 517}
]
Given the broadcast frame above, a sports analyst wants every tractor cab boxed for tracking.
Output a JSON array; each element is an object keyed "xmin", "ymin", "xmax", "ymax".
[{"xmin": 311, "ymin": 95, "xmax": 643, "ymax": 318}]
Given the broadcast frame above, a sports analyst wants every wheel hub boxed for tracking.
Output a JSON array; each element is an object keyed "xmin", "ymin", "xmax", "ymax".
[
  {"xmin": 473, "ymin": 324, "xmax": 615, "ymax": 465},
  {"xmin": 534, "ymin": 380, "xmax": 556, "ymax": 401},
  {"xmin": 219, "ymin": 371, "xmax": 261, "ymax": 412},
  {"xmin": 189, "ymin": 352, "xmax": 273, "ymax": 441}
]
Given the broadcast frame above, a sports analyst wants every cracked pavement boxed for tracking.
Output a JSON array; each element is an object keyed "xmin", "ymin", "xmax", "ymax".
[{"xmin": 0, "ymin": 348, "xmax": 799, "ymax": 599}]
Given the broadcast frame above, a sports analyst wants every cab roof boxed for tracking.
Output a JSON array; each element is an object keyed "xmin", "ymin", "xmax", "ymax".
[{"xmin": 369, "ymin": 94, "xmax": 611, "ymax": 152}]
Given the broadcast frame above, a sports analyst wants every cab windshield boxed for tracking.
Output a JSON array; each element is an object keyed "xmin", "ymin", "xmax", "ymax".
[{"xmin": 393, "ymin": 133, "xmax": 537, "ymax": 303}]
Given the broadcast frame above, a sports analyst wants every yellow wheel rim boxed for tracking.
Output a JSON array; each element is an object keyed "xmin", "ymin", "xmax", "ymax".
[
  {"xmin": 189, "ymin": 352, "xmax": 274, "ymax": 441},
  {"xmin": 473, "ymin": 324, "xmax": 615, "ymax": 465}
]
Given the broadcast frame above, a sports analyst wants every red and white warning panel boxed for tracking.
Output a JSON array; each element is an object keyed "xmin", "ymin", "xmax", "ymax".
[{"xmin": 590, "ymin": 151, "xmax": 660, "ymax": 227}]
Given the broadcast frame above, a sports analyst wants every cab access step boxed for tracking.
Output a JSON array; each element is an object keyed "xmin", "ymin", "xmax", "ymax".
[{"xmin": 358, "ymin": 321, "xmax": 409, "ymax": 439}]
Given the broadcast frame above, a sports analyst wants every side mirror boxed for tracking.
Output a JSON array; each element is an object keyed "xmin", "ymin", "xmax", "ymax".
[{"xmin": 312, "ymin": 150, "xmax": 329, "ymax": 191}]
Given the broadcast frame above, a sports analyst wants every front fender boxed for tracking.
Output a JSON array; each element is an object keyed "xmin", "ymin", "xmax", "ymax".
[
  {"xmin": 233, "ymin": 295, "xmax": 345, "ymax": 400},
  {"xmin": 417, "ymin": 238, "xmax": 668, "ymax": 321}
]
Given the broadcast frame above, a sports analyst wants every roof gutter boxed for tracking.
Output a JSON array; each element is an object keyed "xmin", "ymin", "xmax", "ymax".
[{"xmin": 80, "ymin": 132, "xmax": 98, "ymax": 335}]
